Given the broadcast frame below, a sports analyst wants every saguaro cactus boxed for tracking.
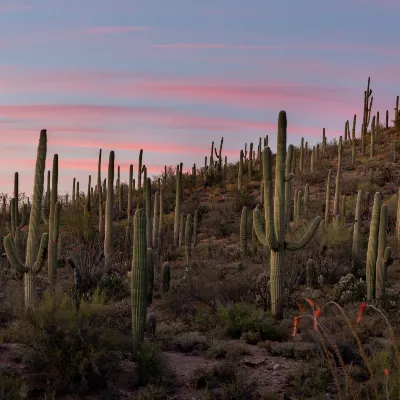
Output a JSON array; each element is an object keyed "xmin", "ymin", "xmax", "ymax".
[
  {"xmin": 104, "ymin": 151, "xmax": 114, "ymax": 271},
  {"xmin": 185, "ymin": 214, "xmax": 192, "ymax": 264},
  {"xmin": 352, "ymin": 190, "xmax": 363, "ymax": 275},
  {"xmin": 253, "ymin": 111, "xmax": 321, "ymax": 319},
  {"xmin": 131, "ymin": 208, "xmax": 148, "ymax": 352},
  {"xmin": 333, "ymin": 137, "xmax": 343, "ymax": 217},
  {"xmin": 238, "ymin": 150, "xmax": 243, "ymax": 190},
  {"xmin": 240, "ymin": 206, "xmax": 248, "ymax": 258},
  {"xmin": 4, "ymin": 130, "xmax": 48, "ymax": 309},
  {"xmin": 173, "ymin": 170, "xmax": 181, "ymax": 247},
  {"xmin": 366, "ymin": 193, "xmax": 381, "ymax": 301}
]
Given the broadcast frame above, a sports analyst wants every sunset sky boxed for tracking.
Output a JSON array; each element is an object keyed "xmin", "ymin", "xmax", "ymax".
[{"xmin": 0, "ymin": 0, "xmax": 399, "ymax": 197}]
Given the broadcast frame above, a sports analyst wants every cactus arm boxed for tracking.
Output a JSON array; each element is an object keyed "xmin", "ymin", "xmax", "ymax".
[
  {"xmin": 262, "ymin": 147, "xmax": 279, "ymax": 251},
  {"xmin": 32, "ymin": 233, "xmax": 49, "ymax": 274},
  {"xmin": 285, "ymin": 216, "xmax": 321, "ymax": 251},
  {"xmin": 252, "ymin": 206, "xmax": 267, "ymax": 246},
  {"xmin": 285, "ymin": 173, "xmax": 294, "ymax": 182},
  {"xmin": 4, "ymin": 234, "xmax": 27, "ymax": 274}
]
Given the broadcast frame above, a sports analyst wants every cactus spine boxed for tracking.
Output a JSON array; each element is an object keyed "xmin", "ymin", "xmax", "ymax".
[
  {"xmin": 131, "ymin": 208, "xmax": 148, "ymax": 352},
  {"xmin": 253, "ymin": 111, "xmax": 321, "ymax": 319},
  {"xmin": 4, "ymin": 130, "xmax": 48, "ymax": 309}
]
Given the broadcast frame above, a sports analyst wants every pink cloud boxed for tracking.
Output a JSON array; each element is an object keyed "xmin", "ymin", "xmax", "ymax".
[
  {"xmin": 84, "ymin": 26, "xmax": 148, "ymax": 34},
  {"xmin": 0, "ymin": 68, "xmax": 362, "ymax": 117},
  {"xmin": 151, "ymin": 43, "xmax": 400, "ymax": 56}
]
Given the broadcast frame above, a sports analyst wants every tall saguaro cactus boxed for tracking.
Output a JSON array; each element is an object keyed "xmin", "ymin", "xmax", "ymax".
[
  {"xmin": 173, "ymin": 170, "xmax": 181, "ymax": 247},
  {"xmin": 47, "ymin": 154, "xmax": 59, "ymax": 283},
  {"xmin": 104, "ymin": 151, "xmax": 114, "ymax": 271},
  {"xmin": 253, "ymin": 111, "xmax": 321, "ymax": 319},
  {"xmin": 4, "ymin": 130, "xmax": 49, "ymax": 309},
  {"xmin": 333, "ymin": 137, "xmax": 343, "ymax": 217},
  {"xmin": 131, "ymin": 208, "xmax": 148, "ymax": 352},
  {"xmin": 366, "ymin": 193, "xmax": 381, "ymax": 301}
]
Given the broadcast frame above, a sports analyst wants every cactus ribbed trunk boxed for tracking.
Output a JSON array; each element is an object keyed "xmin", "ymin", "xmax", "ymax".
[
  {"xmin": 48, "ymin": 154, "xmax": 58, "ymax": 284},
  {"xmin": 366, "ymin": 193, "xmax": 381, "ymax": 301},
  {"xmin": 104, "ymin": 151, "xmax": 114, "ymax": 271},
  {"xmin": 240, "ymin": 206, "xmax": 248, "ymax": 258},
  {"xmin": 131, "ymin": 208, "xmax": 148, "ymax": 352},
  {"xmin": 128, "ymin": 164, "xmax": 133, "ymax": 218},
  {"xmin": 185, "ymin": 214, "xmax": 192, "ymax": 265},
  {"xmin": 173, "ymin": 171, "xmax": 181, "ymax": 247},
  {"xmin": 333, "ymin": 137, "xmax": 342, "ymax": 217},
  {"xmin": 352, "ymin": 190, "xmax": 363, "ymax": 275},
  {"xmin": 253, "ymin": 111, "xmax": 321, "ymax": 319},
  {"xmin": 152, "ymin": 191, "xmax": 159, "ymax": 250},
  {"xmin": 146, "ymin": 177, "xmax": 152, "ymax": 249}
]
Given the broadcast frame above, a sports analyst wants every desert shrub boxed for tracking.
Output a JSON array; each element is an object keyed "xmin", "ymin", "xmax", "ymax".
[
  {"xmin": 136, "ymin": 341, "xmax": 174, "ymax": 387},
  {"xmin": 5, "ymin": 291, "xmax": 130, "ymax": 394},
  {"xmin": 172, "ymin": 332, "xmax": 209, "ymax": 354},
  {"xmin": 0, "ymin": 371, "xmax": 23, "ymax": 400},
  {"xmin": 217, "ymin": 303, "xmax": 287, "ymax": 341}
]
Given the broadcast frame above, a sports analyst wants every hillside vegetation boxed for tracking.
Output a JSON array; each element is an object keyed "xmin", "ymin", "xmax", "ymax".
[{"xmin": 0, "ymin": 78, "xmax": 400, "ymax": 399}]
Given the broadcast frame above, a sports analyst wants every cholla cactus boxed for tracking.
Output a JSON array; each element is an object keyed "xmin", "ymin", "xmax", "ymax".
[{"xmin": 253, "ymin": 111, "xmax": 321, "ymax": 318}]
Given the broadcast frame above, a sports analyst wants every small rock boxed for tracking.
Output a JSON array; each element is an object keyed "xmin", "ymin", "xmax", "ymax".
[{"xmin": 273, "ymin": 364, "xmax": 279, "ymax": 370}]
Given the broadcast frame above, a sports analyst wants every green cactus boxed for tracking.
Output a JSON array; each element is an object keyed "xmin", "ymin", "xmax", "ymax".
[
  {"xmin": 162, "ymin": 262, "xmax": 170, "ymax": 294},
  {"xmin": 333, "ymin": 137, "xmax": 343, "ymax": 217},
  {"xmin": 299, "ymin": 137, "xmax": 304, "ymax": 173},
  {"xmin": 131, "ymin": 208, "xmax": 148, "ymax": 352},
  {"xmin": 193, "ymin": 209, "xmax": 198, "ymax": 247},
  {"xmin": 185, "ymin": 214, "xmax": 192, "ymax": 265},
  {"xmin": 370, "ymin": 115, "xmax": 375, "ymax": 160},
  {"xmin": 284, "ymin": 145, "xmax": 294, "ymax": 228},
  {"xmin": 4, "ymin": 130, "xmax": 49, "ymax": 309},
  {"xmin": 376, "ymin": 205, "xmax": 393, "ymax": 301},
  {"xmin": 310, "ymin": 146, "xmax": 315, "ymax": 173},
  {"xmin": 248, "ymin": 142, "xmax": 253, "ymax": 179},
  {"xmin": 240, "ymin": 206, "xmax": 248, "ymax": 258},
  {"xmin": 104, "ymin": 151, "xmax": 114, "ymax": 271},
  {"xmin": 362, "ymin": 77, "xmax": 373, "ymax": 138},
  {"xmin": 179, "ymin": 213, "xmax": 185, "ymax": 246},
  {"xmin": 152, "ymin": 191, "xmax": 159, "ymax": 251},
  {"xmin": 138, "ymin": 149, "xmax": 143, "ymax": 193},
  {"xmin": 304, "ymin": 184, "xmax": 310, "ymax": 207},
  {"xmin": 366, "ymin": 192, "xmax": 381, "ymax": 301},
  {"xmin": 146, "ymin": 177, "xmax": 152, "ymax": 249},
  {"xmin": 238, "ymin": 150, "xmax": 243, "ymax": 190},
  {"xmin": 306, "ymin": 259, "xmax": 315, "ymax": 289},
  {"xmin": 128, "ymin": 164, "xmax": 133, "ymax": 218},
  {"xmin": 322, "ymin": 128, "xmax": 326, "ymax": 155},
  {"xmin": 253, "ymin": 111, "xmax": 321, "ymax": 319},
  {"xmin": 147, "ymin": 248, "xmax": 154, "ymax": 304},
  {"xmin": 173, "ymin": 170, "xmax": 181, "ymax": 247},
  {"xmin": 352, "ymin": 190, "xmax": 363, "ymax": 275},
  {"xmin": 158, "ymin": 185, "xmax": 164, "ymax": 249}
]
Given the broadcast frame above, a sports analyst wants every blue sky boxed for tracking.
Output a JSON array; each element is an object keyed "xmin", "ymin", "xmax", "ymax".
[{"xmin": 0, "ymin": 0, "xmax": 399, "ymax": 197}]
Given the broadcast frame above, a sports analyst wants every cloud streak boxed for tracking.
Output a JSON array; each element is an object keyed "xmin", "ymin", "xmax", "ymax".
[{"xmin": 84, "ymin": 26, "xmax": 148, "ymax": 34}]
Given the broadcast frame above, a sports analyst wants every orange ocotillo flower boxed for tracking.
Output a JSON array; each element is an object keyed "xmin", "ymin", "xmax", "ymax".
[
  {"xmin": 313, "ymin": 307, "xmax": 322, "ymax": 331},
  {"xmin": 292, "ymin": 316, "xmax": 300, "ymax": 336},
  {"xmin": 357, "ymin": 302, "xmax": 367, "ymax": 324}
]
